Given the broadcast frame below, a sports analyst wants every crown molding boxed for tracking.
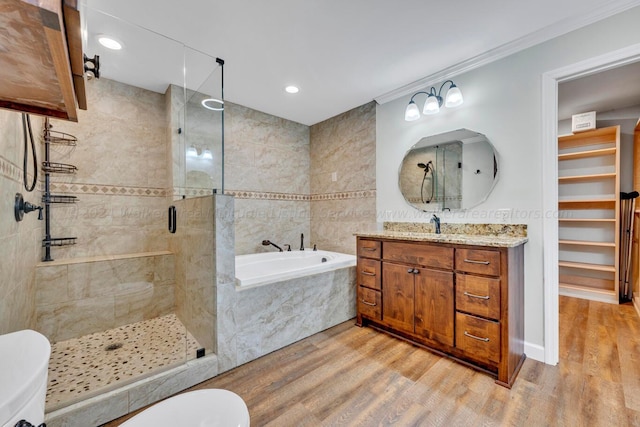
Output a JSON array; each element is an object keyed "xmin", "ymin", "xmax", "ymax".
[{"xmin": 374, "ymin": 0, "xmax": 640, "ymax": 105}]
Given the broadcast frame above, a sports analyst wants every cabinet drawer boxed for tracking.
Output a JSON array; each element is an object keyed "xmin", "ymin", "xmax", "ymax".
[
  {"xmin": 358, "ymin": 258, "xmax": 381, "ymax": 290},
  {"xmin": 455, "ymin": 312, "xmax": 500, "ymax": 364},
  {"xmin": 358, "ymin": 239, "xmax": 381, "ymax": 259},
  {"xmin": 384, "ymin": 242, "xmax": 453, "ymax": 269},
  {"xmin": 358, "ymin": 286, "xmax": 381, "ymax": 320},
  {"xmin": 456, "ymin": 274, "xmax": 501, "ymax": 320},
  {"xmin": 455, "ymin": 248, "xmax": 500, "ymax": 276}
]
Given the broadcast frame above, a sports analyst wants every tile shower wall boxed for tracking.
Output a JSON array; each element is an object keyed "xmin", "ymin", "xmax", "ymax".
[
  {"xmin": 0, "ymin": 110, "xmax": 43, "ymax": 334},
  {"xmin": 45, "ymin": 78, "xmax": 170, "ymax": 259},
  {"xmin": 225, "ymin": 102, "xmax": 311, "ymax": 255},
  {"xmin": 34, "ymin": 252, "xmax": 175, "ymax": 342},
  {"xmin": 310, "ymin": 102, "xmax": 377, "ymax": 254}
]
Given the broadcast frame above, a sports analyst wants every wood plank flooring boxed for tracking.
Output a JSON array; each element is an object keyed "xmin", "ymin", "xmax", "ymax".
[{"xmin": 103, "ymin": 296, "xmax": 640, "ymax": 426}]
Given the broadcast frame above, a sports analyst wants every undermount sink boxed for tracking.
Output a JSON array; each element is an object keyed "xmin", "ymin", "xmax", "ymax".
[{"xmin": 0, "ymin": 330, "xmax": 50, "ymax": 427}]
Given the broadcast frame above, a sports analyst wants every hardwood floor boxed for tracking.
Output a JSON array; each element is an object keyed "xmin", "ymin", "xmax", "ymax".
[{"xmin": 103, "ymin": 296, "xmax": 640, "ymax": 426}]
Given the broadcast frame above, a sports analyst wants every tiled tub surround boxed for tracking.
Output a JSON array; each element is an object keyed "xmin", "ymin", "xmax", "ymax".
[
  {"xmin": 46, "ymin": 313, "xmax": 200, "ymax": 412},
  {"xmin": 310, "ymin": 102, "xmax": 377, "ymax": 255},
  {"xmin": 230, "ymin": 266, "xmax": 357, "ymax": 366},
  {"xmin": 35, "ymin": 252, "xmax": 176, "ymax": 342}
]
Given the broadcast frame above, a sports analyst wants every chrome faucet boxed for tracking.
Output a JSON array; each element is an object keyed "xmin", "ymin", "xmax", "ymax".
[
  {"xmin": 431, "ymin": 214, "xmax": 441, "ymax": 234},
  {"xmin": 300, "ymin": 233, "xmax": 304, "ymax": 251},
  {"xmin": 262, "ymin": 240, "xmax": 283, "ymax": 252}
]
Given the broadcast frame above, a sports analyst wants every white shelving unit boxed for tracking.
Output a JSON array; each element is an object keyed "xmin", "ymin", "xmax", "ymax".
[{"xmin": 558, "ymin": 126, "xmax": 620, "ymax": 304}]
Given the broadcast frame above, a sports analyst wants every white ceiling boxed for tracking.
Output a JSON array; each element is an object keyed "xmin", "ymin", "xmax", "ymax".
[
  {"xmin": 558, "ymin": 60, "xmax": 640, "ymax": 121},
  {"xmin": 83, "ymin": 0, "xmax": 640, "ymax": 126}
]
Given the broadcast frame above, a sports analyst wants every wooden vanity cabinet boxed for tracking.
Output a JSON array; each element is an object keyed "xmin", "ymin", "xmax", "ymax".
[{"xmin": 355, "ymin": 236, "xmax": 525, "ymax": 388}]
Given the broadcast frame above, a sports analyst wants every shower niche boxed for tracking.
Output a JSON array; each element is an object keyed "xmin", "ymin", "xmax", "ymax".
[{"xmin": 399, "ymin": 129, "xmax": 498, "ymax": 211}]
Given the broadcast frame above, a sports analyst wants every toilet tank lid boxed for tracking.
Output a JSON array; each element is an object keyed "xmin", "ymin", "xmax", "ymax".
[{"xmin": 0, "ymin": 330, "xmax": 51, "ymax": 426}]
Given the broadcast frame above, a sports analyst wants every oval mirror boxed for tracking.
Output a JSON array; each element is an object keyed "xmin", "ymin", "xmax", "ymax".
[{"xmin": 398, "ymin": 129, "xmax": 498, "ymax": 212}]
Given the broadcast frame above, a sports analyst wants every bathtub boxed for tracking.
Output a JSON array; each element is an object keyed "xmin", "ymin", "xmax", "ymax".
[{"xmin": 235, "ymin": 249, "xmax": 356, "ymax": 289}]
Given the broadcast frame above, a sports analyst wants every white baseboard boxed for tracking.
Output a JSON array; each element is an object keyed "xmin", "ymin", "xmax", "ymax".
[{"xmin": 524, "ymin": 341, "xmax": 545, "ymax": 363}]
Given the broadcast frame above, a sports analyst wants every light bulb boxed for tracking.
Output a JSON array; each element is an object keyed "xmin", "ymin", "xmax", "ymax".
[
  {"xmin": 186, "ymin": 146, "xmax": 198, "ymax": 157},
  {"xmin": 404, "ymin": 101, "xmax": 420, "ymax": 121},
  {"xmin": 423, "ymin": 95, "xmax": 440, "ymax": 115},
  {"xmin": 445, "ymin": 85, "xmax": 463, "ymax": 108}
]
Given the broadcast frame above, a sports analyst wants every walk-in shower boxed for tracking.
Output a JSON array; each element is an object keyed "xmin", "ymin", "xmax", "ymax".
[{"xmin": 34, "ymin": 6, "xmax": 224, "ymax": 424}]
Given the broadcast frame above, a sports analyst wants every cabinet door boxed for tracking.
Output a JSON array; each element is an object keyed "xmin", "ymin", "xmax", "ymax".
[
  {"xmin": 414, "ymin": 268, "xmax": 454, "ymax": 346},
  {"xmin": 382, "ymin": 262, "xmax": 415, "ymax": 334}
]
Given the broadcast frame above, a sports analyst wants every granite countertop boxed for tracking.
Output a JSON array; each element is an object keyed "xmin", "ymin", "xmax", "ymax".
[{"xmin": 355, "ymin": 231, "xmax": 528, "ymax": 248}]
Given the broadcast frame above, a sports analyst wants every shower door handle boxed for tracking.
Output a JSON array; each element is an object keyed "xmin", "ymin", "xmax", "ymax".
[{"xmin": 168, "ymin": 206, "xmax": 177, "ymax": 234}]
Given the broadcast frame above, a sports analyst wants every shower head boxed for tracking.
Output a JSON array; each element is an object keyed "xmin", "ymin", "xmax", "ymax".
[{"xmin": 417, "ymin": 160, "xmax": 433, "ymax": 171}]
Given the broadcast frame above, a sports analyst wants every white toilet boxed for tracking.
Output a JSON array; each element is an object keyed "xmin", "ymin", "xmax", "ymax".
[
  {"xmin": 120, "ymin": 389, "xmax": 250, "ymax": 427},
  {"xmin": 0, "ymin": 330, "xmax": 51, "ymax": 427}
]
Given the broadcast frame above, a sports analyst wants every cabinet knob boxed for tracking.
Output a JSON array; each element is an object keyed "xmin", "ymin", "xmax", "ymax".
[
  {"xmin": 413, "ymin": 269, "xmax": 419, "ymax": 274},
  {"xmin": 407, "ymin": 268, "xmax": 413, "ymax": 273}
]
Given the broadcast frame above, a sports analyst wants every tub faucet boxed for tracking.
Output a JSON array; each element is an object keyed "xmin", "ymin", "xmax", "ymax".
[
  {"xmin": 262, "ymin": 240, "xmax": 283, "ymax": 252},
  {"xmin": 300, "ymin": 233, "xmax": 304, "ymax": 251},
  {"xmin": 284, "ymin": 244, "xmax": 291, "ymax": 251},
  {"xmin": 431, "ymin": 214, "xmax": 441, "ymax": 234}
]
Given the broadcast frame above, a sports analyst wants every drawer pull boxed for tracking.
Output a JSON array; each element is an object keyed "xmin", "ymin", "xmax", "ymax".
[
  {"xmin": 361, "ymin": 271, "xmax": 376, "ymax": 276},
  {"xmin": 463, "ymin": 291, "xmax": 490, "ymax": 300},
  {"xmin": 464, "ymin": 259, "xmax": 490, "ymax": 265},
  {"xmin": 464, "ymin": 331, "xmax": 490, "ymax": 342},
  {"xmin": 361, "ymin": 299, "xmax": 377, "ymax": 307},
  {"xmin": 361, "ymin": 247, "xmax": 377, "ymax": 252}
]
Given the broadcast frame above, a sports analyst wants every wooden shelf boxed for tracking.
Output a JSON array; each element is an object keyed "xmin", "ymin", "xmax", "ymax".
[
  {"xmin": 558, "ymin": 126, "xmax": 619, "ymax": 150},
  {"xmin": 558, "ymin": 147, "xmax": 616, "ymax": 161},
  {"xmin": 0, "ymin": 0, "xmax": 85, "ymax": 121},
  {"xmin": 558, "ymin": 218, "xmax": 615, "ymax": 223},
  {"xmin": 559, "ymin": 240, "xmax": 615, "ymax": 248},
  {"xmin": 558, "ymin": 199, "xmax": 616, "ymax": 210},
  {"xmin": 558, "ymin": 261, "xmax": 616, "ymax": 273},
  {"xmin": 558, "ymin": 173, "xmax": 616, "ymax": 183},
  {"xmin": 558, "ymin": 126, "xmax": 620, "ymax": 303}
]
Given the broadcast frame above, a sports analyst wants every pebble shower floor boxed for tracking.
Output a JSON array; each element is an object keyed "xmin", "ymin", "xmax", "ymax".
[{"xmin": 45, "ymin": 314, "xmax": 201, "ymax": 411}]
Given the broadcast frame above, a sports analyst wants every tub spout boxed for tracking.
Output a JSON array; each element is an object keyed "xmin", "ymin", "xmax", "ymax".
[{"xmin": 261, "ymin": 240, "xmax": 283, "ymax": 252}]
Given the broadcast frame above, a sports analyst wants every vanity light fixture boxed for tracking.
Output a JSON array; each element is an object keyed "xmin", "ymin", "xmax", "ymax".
[
  {"xmin": 186, "ymin": 146, "xmax": 198, "ymax": 157},
  {"xmin": 201, "ymin": 98, "xmax": 224, "ymax": 111},
  {"xmin": 404, "ymin": 80, "xmax": 463, "ymax": 121},
  {"xmin": 97, "ymin": 35, "xmax": 123, "ymax": 50},
  {"xmin": 285, "ymin": 85, "xmax": 299, "ymax": 94}
]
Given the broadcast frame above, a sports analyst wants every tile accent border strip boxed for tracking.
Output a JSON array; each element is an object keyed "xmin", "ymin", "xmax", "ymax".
[
  {"xmin": 50, "ymin": 182, "xmax": 169, "ymax": 197},
  {"xmin": 0, "ymin": 155, "xmax": 26, "ymax": 184},
  {"xmin": 223, "ymin": 189, "xmax": 376, "ymax": 201}
]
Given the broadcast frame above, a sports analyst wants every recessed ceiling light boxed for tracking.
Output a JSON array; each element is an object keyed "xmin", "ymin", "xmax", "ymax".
[
  {"xmin": 285, "ymin": 85, "xmax": 299, "ymax": 94},
  {"xmin": 201, "ymin": 98, "xmax": 224, "ymax": 111},
  {"xmin": 97, "ymin": 35, "xmax": 123, "ymax": 50}
]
